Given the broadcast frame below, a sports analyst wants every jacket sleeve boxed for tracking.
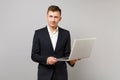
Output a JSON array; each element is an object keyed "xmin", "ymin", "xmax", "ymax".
[
  {"xmin": 64, "ymin": 31, "xmax": 71, "ymax": 57},
  {"xmin": 31, "ymin": 30, "xmax": 47, "ymax": 65},
  {"xmin": 65, "ymin": 31, "xmax": 75, "ymax": 67}
]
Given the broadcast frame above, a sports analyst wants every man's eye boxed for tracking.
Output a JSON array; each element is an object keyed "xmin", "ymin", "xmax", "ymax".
[
  {"xmin": 55, "ymin": 16, "xmax": 58, "ymax": 18},
  {"xmin": 49, "ymin": 15, "xmax": 53, "ymax": 17}
]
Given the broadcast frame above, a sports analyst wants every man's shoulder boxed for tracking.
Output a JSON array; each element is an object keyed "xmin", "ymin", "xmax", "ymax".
[
  {"xmin": 35, "ymin": 27, "xmax": 47, "ymax": 33},
  {"xmin": 59, "ymin": 27, "xmax": 70, "ymax": 33}
]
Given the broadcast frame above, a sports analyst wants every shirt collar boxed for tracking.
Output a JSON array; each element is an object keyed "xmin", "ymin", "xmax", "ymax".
[{"xmin": 47, "ymin": 25, "xmax": 58, "ymax": 34}]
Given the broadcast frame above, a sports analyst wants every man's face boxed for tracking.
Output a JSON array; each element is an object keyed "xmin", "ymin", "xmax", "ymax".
[{"xmin": 47, "ymin": 11, "xmax": 62, "ymax": 29}]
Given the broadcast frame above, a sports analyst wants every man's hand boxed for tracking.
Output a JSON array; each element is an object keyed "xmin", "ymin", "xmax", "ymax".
[
  {"xmin": 69, "ymin": 58, "xmax": 81, "ymax": 65},
  {"xmin": 47, "ymin": 56, "xmax": 57, "ymax": 65}
]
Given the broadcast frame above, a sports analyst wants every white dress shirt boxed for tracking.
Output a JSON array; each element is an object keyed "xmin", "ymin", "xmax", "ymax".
[{"xmin": 47, "ymin": 26, "xmax": 58, "ymax": 51}]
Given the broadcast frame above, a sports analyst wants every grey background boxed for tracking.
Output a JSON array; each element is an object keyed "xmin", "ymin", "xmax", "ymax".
[{"xmin": 0, "ymin": 0, "xmax": 120, "ymax": 80}]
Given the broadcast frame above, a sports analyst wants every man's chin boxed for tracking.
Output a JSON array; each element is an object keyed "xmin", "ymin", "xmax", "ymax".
[{"xmin": 50, "ymin": 25, "xmax": 57, "ymax": 28}]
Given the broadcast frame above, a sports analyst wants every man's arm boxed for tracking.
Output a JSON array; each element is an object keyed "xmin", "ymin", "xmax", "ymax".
[{"xmin": 31, "ymin": 30, "xmax": 47, "ymax": 65}]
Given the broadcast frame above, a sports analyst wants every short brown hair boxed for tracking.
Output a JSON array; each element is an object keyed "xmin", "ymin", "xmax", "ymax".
[{"xmin": 47, "ymin": 5, "xmax": 61, "ymax": 15}]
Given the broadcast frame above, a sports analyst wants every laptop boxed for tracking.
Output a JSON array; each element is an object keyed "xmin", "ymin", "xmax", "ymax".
[{"xmin": 57, "ymin": 38, "xmax": 96, "ymax": 61}]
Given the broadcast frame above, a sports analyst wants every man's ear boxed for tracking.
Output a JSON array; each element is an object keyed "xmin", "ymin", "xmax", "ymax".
[{"xmin": 60, "ymin": 17, "xmax": 62, "ymax": 21}]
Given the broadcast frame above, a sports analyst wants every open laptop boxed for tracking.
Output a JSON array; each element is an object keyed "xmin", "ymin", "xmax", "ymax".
[{"xmin": 57, "ymin": 38, "xmax": 96, "ymax": 61}]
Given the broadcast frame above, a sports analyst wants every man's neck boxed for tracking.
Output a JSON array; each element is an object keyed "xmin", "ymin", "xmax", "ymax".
[{"xmin": 49, "ymin": 26, "xmax": 58, "ymax": 32}]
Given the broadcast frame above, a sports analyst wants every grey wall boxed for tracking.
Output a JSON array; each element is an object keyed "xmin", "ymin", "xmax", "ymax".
[{"xmin": 0, "ymin": 0, "xmax": 120, "ymax": 80}]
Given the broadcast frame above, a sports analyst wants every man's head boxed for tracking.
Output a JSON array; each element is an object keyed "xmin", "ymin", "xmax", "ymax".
[
  {"xmin": 47, "ymin": 5, "xmax": 61, "ymax": 16},
  {"xmin": 46, "ymin": 5, "xmax": 62, "ymax": 29}
]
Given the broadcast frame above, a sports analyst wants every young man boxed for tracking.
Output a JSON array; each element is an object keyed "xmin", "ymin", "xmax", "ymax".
[{"xmin": 31, "ymin": 5, "xmax": 78, "ymax": 80}]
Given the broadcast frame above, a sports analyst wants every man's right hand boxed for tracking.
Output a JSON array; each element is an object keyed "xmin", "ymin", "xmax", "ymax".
[
  {"xmin": 47, "ymin": 56, "xmax": 57, "ymax": 65},
  {"xmin": 69, "ymin": 58, "xmax": 81, "ymax": 65}
]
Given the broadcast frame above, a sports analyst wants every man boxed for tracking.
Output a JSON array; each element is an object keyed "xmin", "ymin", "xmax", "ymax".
[{"xmin": 31, "ymin": 5, "xmax": 79, "ymax": 80}]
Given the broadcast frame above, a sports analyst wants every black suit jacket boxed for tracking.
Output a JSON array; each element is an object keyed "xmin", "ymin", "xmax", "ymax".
[{"xmin": 31, "ymin": 26, "xmax": 71, "ymax": 80}]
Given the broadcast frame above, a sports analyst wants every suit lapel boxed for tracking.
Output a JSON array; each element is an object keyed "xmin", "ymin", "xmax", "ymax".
[
  {"xmin": 44, "ymin": 27, "xmax": 54, "ymax": 52},
  {"xmin": 55, "ymin": 27, "xmax": 62, "ymax": 52},
  {"xmin": 44, "ymin": 27, "xmax": 62, "ymax": 52}
]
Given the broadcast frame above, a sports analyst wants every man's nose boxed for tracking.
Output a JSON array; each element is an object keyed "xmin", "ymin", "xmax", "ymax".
[{"xmin": 51, "ymin": 17, "xmax": 55, "ymax": 21}]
